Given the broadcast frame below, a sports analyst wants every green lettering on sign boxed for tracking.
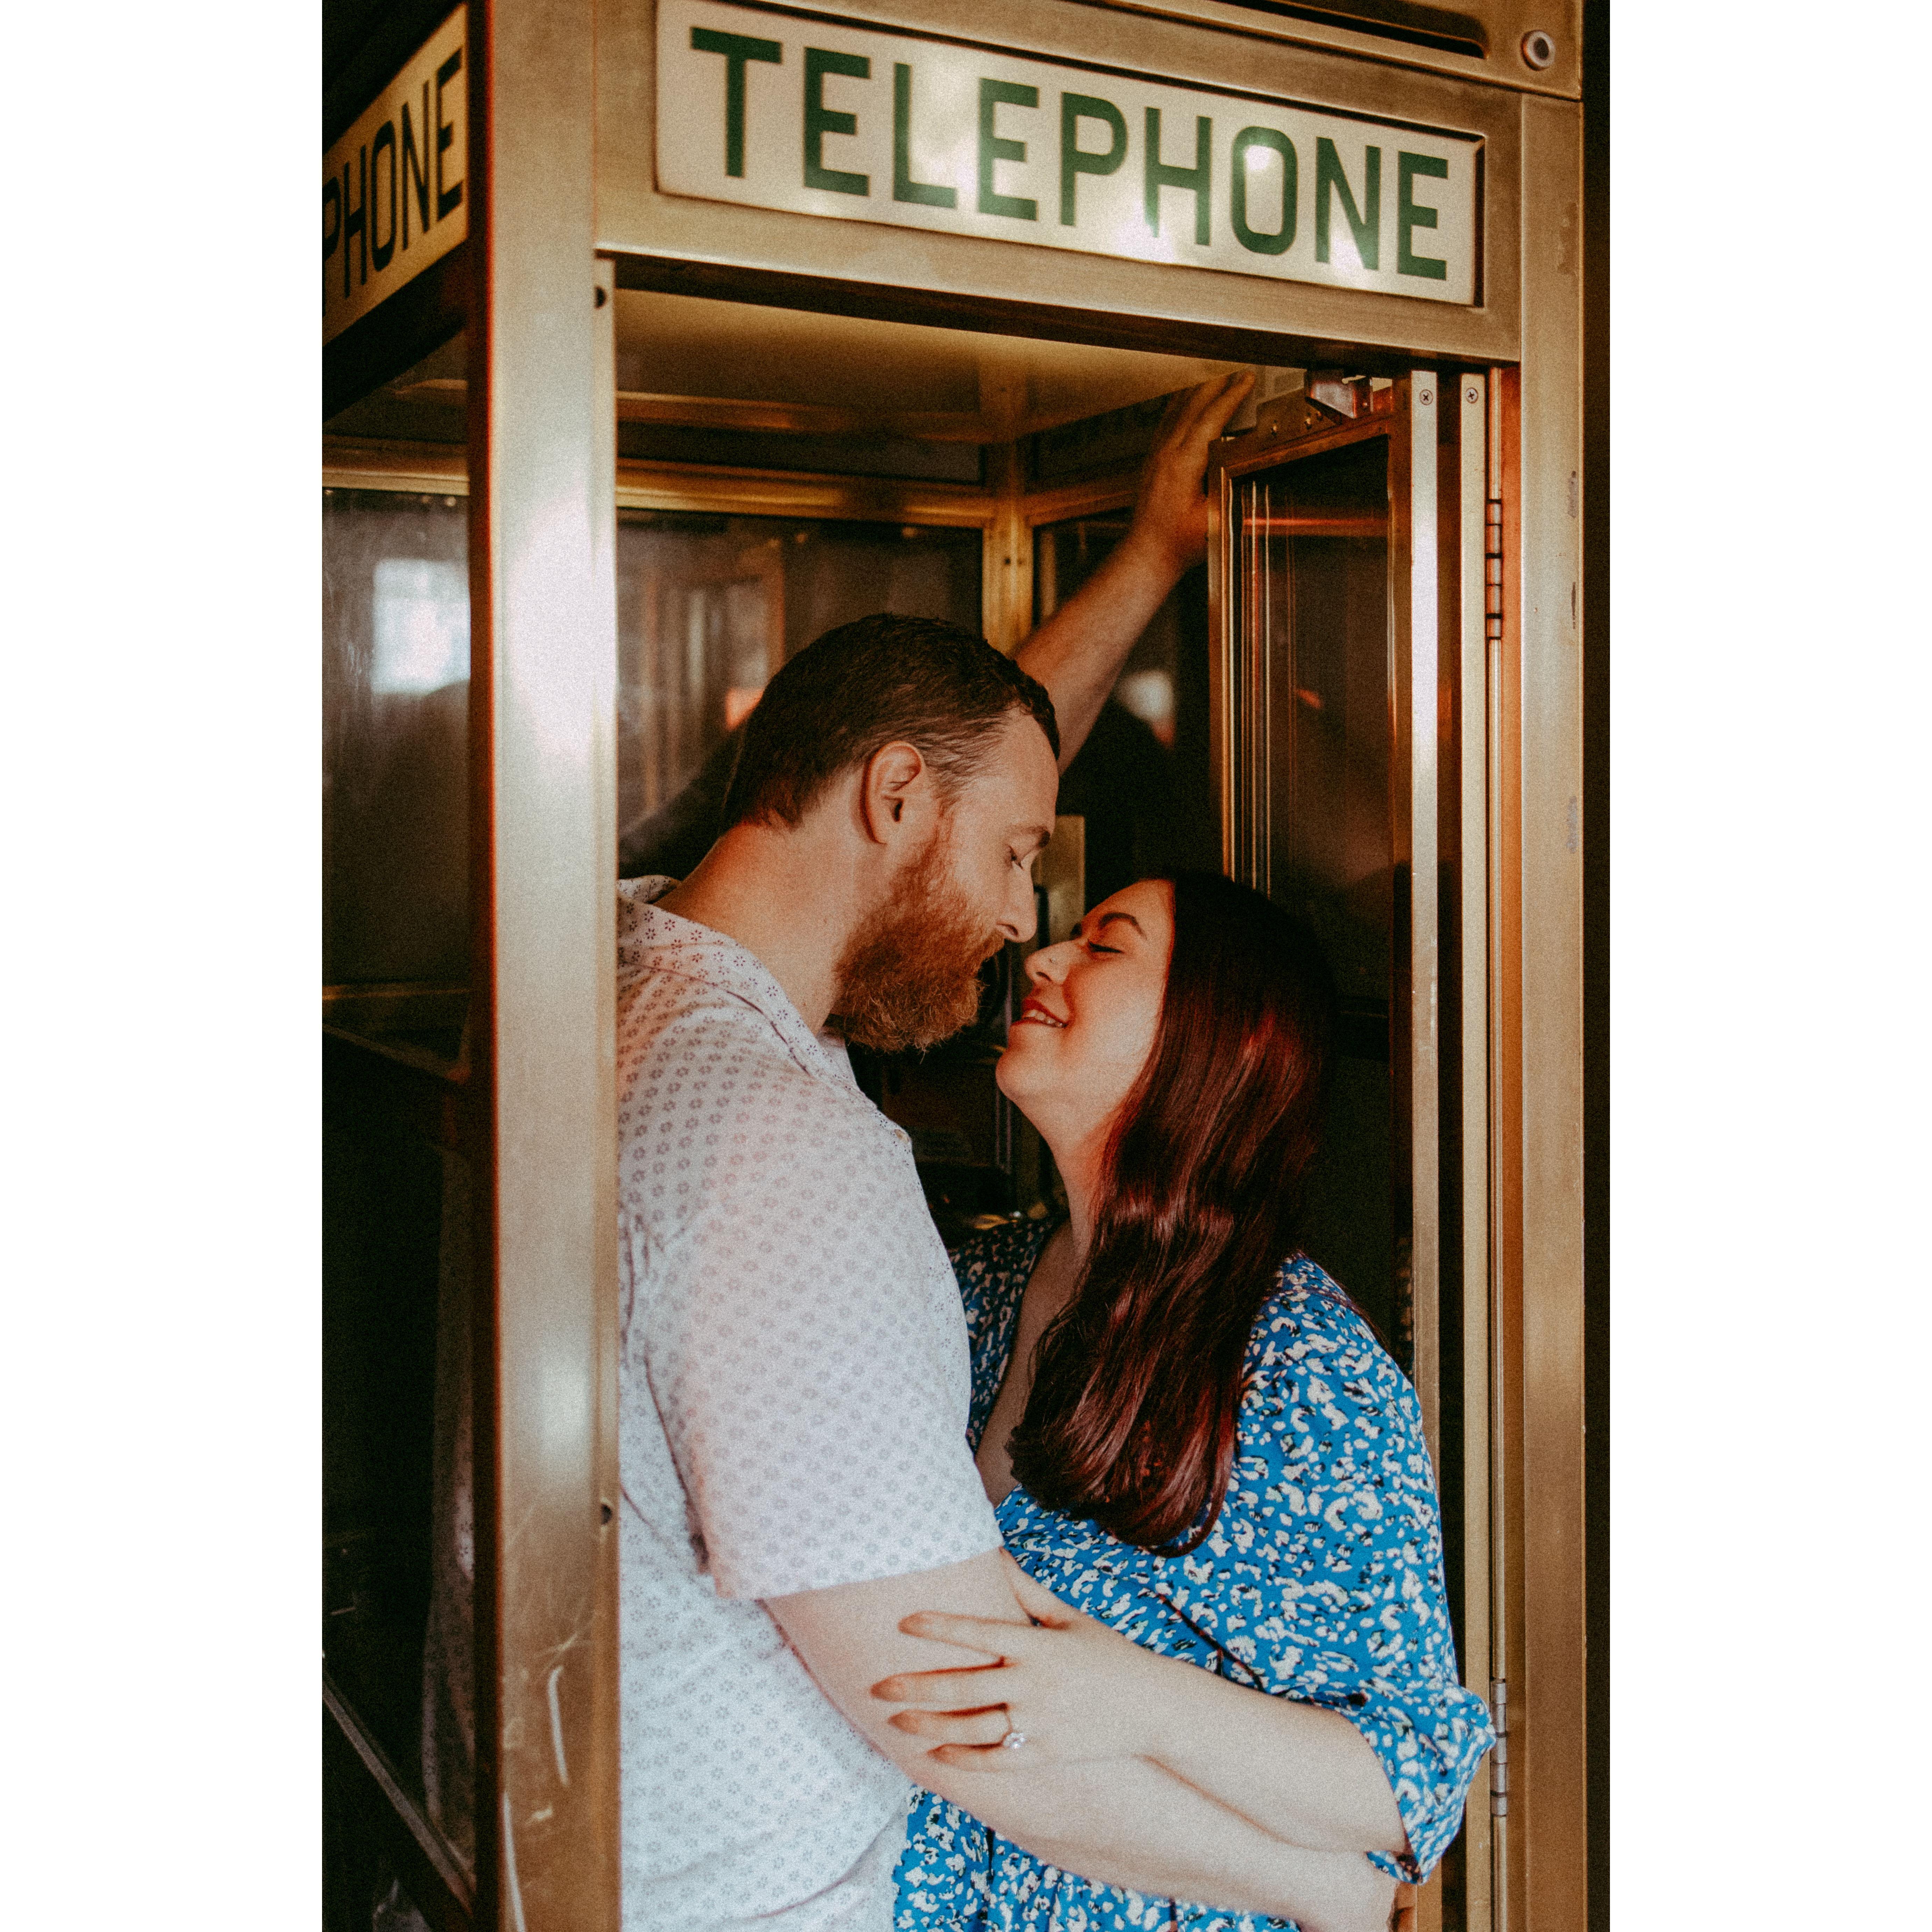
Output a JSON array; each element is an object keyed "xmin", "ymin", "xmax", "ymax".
[
  {"xmin": 1315, "ymin": 137, "xmax": 1380, "ymax": 271},
  {"xmin": 1058, "ymin": 92, "xmax": 1126, "ymax": 227},
  {"xmin": 1230, "ymin": 127, "xmax": 1296, "ymax": 256},
  {"xmin": 1397, "ymin": 151, "xmax": 1449, "ymax": 280},
  {"xmin": 893, "ymin": 62, "xmax": 956, "ymax": 207},
  {"xmin": 978, "ymin": 79, "xmax": 1039, "ymax": 221},
  {"xmin": 1144, "ymin": 108, "xmax": 1211, "ymax": 245},
  {"xmin": 691, "ymin": 27, "xmax": 781, "ymax": 180},
  {"xmin": 804, "ymin": 47, "xmax": 870, "ymax": 196}
]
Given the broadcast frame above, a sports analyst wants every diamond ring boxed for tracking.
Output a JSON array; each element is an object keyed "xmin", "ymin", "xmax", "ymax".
[{"xmin": 999, "ymin": 1728, "xmax": 1028, "ymax": 1751}]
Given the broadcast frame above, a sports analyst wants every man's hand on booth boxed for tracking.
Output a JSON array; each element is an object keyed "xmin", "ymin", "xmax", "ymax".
[{"xmin": 1015, "ymin": 370, "xmax": 1253, "ymax": 768}]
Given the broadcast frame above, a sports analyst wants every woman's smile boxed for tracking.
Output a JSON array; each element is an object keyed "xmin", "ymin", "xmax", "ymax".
[
  {"xmin": 995, "ymin": 881, "xmax": 1175, "ymax": 1144},
  {"xmin": 1014, "ymin": 995, "xmax": 1067, "ymax": 1029}
]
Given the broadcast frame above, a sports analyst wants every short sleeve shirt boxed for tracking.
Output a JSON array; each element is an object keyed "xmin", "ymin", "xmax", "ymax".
[{"xmin": 616, "ymin": 879, "xmax": 1001, "ymax": 1932}]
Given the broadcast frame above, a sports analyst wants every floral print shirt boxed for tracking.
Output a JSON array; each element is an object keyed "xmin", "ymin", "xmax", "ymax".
[{"xmin": 893, "ymin": 1219, "xmax": 1495, "ymax": 1931}]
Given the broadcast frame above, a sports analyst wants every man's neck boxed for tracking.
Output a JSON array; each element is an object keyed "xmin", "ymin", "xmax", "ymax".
[{"xmin": 658, "ymin": 821, "xmax": 862, "ymax": 1036}]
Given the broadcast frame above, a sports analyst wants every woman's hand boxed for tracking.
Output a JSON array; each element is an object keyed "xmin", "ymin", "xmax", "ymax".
[{"xmin": 870, "ymin": 1553, "xmax": 1175, "ymax": 1769}]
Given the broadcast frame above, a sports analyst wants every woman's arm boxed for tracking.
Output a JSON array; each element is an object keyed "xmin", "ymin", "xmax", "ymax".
[
  {"xmin": 1011, "ymin": 1778, "xmax": 1398, "ymax": 1932},
  {"xmin": 772, "ymin": 1555, "xmax": 1395, "ymax": 1931},
  {"xmin": 879, "ymin": 1293, "xmax": 1497, "ymax": 1878},
  {"xmin": 878, "ymin": 1554, "xmax": 1407, "ymax": 1856}
]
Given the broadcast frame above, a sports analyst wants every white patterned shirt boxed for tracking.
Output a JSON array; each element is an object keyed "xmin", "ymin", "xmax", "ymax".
[{"xmin": 616, "ymin": 879, "xmax": 1001, "ymax": 1932}]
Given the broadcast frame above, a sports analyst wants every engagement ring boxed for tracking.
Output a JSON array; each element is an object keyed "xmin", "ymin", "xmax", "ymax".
[{"xmin": 999, "ymin": 1729, "xmax": 1028, "ymax": 1751}]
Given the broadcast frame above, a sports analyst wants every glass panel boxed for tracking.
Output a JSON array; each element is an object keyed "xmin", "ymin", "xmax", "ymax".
[
  {"xmin": 323, "ymin": 486, "xmax": 470, "ymax": 993},
  {"xmin": 616, "ymin": 513, "xmax": 982, "ymax": 879},
  {"xmin": 610, "ymin": 509, "xmax": 994, "ymax": 1243},
  {"xmin": 323, "ymin": 340, "xmax": 474, "ymax": 1869},
  {"xmin": 1033, "ymin": 516, "xmax": 1219, "ymax": 910},
  {"xmin": 1239, "ymin": 435, "xmax": 1400, "ymax": 1347}
]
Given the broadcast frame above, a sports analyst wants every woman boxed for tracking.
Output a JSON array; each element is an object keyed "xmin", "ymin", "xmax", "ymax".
[{"xmin": 876, "ymin": 872, "xmax": 1494, "ymax": 1931}]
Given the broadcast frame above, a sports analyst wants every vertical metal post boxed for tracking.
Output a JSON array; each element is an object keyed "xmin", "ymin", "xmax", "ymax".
[
  {"xmin": 1486, "ymin": 366, "xmax": 1513, "ymax": 1932},
  {"xmin": 1409, "ymin": 374, "xmax": 1440, "ymax": 1462},
  {"xmin": 1458, "ymin": 371, "xmax": 1494, "ymax": 1932},
  {"xmin": 1517, "ymin": 94, "xmax": 1589, "ymax": 1931},
  {"xmin": 466, "ymin": 0, "xmax": 619, "ymax": 1925},
  {"xmin": 1245, "ymin": 474, "xmax": 1270, "ymax": 892}
]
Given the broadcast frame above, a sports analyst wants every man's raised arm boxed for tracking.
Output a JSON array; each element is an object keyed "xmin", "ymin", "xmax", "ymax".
[
  {"xmin": 1014, "ymin": 371, "xmax": 1253, "ymax": 770},
  {"xmin": 769, "ymin": 1558, "xmax": 1396, "ymax": 1932}
]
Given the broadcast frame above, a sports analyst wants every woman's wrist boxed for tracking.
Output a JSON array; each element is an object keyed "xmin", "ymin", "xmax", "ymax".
[{"xmin": 1127, "ymin": 1646, "xmax": 1217, "ymax": 1765}]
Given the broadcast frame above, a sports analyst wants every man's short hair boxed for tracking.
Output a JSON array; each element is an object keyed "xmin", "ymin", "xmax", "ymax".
[{"xmin": 720, "ymin": 613, "xmax": 1061, "ymax": 830}]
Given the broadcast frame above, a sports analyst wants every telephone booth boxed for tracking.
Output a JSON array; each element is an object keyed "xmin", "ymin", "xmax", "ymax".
[{"xmin": 322, "ymin": 2, "xmax": 1594, "ymax": 1926}]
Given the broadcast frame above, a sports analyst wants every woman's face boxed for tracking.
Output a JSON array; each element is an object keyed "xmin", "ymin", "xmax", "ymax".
[{"xmin": 996, "ymin": 878, "xmax": 1175, "ymax": 1144}]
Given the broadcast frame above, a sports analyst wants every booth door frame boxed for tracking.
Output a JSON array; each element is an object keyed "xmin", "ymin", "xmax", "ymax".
[{"xmin": 1206, "ymin": 371, "xmax": 1502, "ymax": 1932}]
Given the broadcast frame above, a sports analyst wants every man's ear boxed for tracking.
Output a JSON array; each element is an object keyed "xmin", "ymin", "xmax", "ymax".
[{"xmin": 858, "ymin": 741, "xmax": 930, "ymax": 846}]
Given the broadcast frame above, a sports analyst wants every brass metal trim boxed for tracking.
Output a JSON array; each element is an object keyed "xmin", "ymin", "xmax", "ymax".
[
  {"xmin": 1020, "ymin": 475, "xmax": 1140, "ymax": 528},
  {"xmin": 1488, "ymin": 358, "xmax": 1524, "ymax": 1932},
  {"xmin": 1457, "ymin": 366, "xmax": 1494, "ymax": 1932},
  {"xmin": 393, "ymin": 375, "xmax": 1011, "ymax": 443},
  {"xmin": 595, "ymin": 0, "xmax": 1525, "ymax": 369},
  {"xmin": 465, "ymin": 1, "xmax": 621, "ymax": 1925},
  {"xmin": 613, "ymin": 462, "xmax": 996, "ymax": 526},
  {"xmin": 1409, "ymin": 370, "xmax": 1441, "ymax": 1468},
  {"xmin": 1050, "ymin": 0, "xmax": 1582, "ymax": 100},
  {"xmin": 322, "ymin": 436, "xmax": 1000, "ymax": 527},
  {"xmin": 324, "ymin": 438, "xmax": 469, "ymax": 492},
  {"xmin": 1512, "ymin": 92, "xmax": 1588, "ymax": 1930}
]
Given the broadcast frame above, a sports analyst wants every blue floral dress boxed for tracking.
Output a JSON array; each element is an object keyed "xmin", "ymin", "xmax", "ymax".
[{"xmin": 893, "ymin": 1219, "xmax": 1495, "ymax": 1931}]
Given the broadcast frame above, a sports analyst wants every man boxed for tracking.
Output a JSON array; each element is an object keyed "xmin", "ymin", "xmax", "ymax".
[{"xmin": 617, "ymin": 377, "xmax": 1387, "ymax": 1930}]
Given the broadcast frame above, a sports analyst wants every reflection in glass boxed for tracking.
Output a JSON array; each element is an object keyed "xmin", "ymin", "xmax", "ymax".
[
  {"xmin": 615, "ymin": 514, "xmax": 982, "ymax": 880},
  {"xmin": 1247, "ymin": 436, "xmax": 1393, "ymax": 1006},
  {"xmin": 323, "ymin": 489, "xmax": 470, "ymax": 988},
  {"xmin": 371, "ymin": 558, "xmax": 469, "ymax": 695},
  {"xmin": 1235, "ymin": 435, "xmax": 1400, "ymax": 1347},
  {"xmin": 323, "ymin": 480, "xmax": 475, "ymax": 1878},
  {"xmin": 1033, "ymin": 517, "xmax": 1218, "ymax": 911}
]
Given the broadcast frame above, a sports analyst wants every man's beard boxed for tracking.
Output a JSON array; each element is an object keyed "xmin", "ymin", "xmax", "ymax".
[{"xmin": 828, "ymin": 827, "xmax": 1002, "ymax": 1054}]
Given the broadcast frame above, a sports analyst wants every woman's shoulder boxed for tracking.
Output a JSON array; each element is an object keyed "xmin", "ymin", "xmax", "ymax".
[
  {"xmin": 948, "ymin": 1213, "xmax": 1057, "ymax": 1296},
  {"xmin": 1244, "ymin": 1254, "xmax": 1419, "ymax": 1421}
]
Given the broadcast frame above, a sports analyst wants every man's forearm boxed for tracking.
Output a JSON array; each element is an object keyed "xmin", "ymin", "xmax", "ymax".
[
  {"xmin": 1012, "ymin": 371, "xmax": 1250, "ymax": 769},
  {"xmin": 989, "ymin": 1757, "xmax": 1394, "ymax": 1932},
  {"xmin": 1014, "ymin": 529, "xmax": 1183, "ymax": 771}
]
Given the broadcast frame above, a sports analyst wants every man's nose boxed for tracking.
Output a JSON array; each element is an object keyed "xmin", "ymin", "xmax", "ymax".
[{"xmin": 1000, "ymin": 871, "xmax": 1038, "ymax": 943}]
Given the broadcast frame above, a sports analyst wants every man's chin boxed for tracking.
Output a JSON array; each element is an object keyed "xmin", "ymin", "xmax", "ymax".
[{"xmin": 831, "ymin": 974, "xmax": 985, "ymax": 1055}]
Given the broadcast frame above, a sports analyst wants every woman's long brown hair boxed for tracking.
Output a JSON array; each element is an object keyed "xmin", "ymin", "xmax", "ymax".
[{"xmin": 1006, "ymin": 871, "xmax": 1337, "ymax": 1553}]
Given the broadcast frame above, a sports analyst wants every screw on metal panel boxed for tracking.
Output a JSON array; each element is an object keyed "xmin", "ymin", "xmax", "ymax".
[
  {"xmin": 1420, "ymin": 389, "xmax": 1433, "ymax": 405},
  {"xmin": 1521, "ymin": 29, "xmax": 1555, "ymax": 68},
  {"xmin": 1466, "ymin": 386, "xmax": 1480, "ymax": 403}
]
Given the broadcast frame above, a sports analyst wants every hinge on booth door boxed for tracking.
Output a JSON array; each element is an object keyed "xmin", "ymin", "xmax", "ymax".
[
  {"xmin": 1306, "ymin": 371, "xmax": 1398, "ymax": 421},
  {"xmin": 1489, "ymin": 1678, "xmax": 1510, "ymax": 1816},
  {"xmin": 1485, "ymin": 491, "xmax": 1504, "ymax": 643}
]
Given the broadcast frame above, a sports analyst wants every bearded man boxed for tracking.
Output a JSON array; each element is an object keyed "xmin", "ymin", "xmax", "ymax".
[{"xmin": 616, "ymin": 377, "xmax": 1274, "ymax": 1931}]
